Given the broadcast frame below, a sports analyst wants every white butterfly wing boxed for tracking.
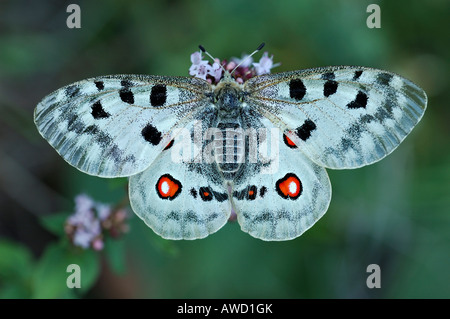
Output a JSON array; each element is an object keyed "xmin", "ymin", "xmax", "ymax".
[
  {"xmin": 244, "ymin": 66, "xmax": 427, "ymax": 169},
  {"xmin": 232, "ymin": 118, "xmax": 331, "ymax": 241},
  {"xmin": 34, "ymin": 75, "xmax": 212, "ymax": 177},
  {"xmin": 129, "ymin": 120, "xmax": 232, "ymax": 240}
]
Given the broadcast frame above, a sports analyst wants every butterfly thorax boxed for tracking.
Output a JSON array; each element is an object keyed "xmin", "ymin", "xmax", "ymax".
[
  {"xmin": 213, "ymin": 77, "xmax": 244, "ymax": 121},
  {"xmin": 213, "ymin": 76, "xmax": 245, "ymax": 180}
]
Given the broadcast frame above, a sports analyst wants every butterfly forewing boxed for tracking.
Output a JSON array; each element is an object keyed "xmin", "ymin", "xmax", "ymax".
[
  {"xmin": 244, "ymin": 66, "xmax": 427, "ymax": 169},
  {"xmin": 34, "ymin": 75, "xmax": 212, "ymax": 177}
]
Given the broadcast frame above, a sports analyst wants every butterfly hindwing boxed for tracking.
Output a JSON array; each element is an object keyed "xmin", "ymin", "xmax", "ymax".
[
  {"xmin": 129, "ymin": 120, "xmax": 232, "ymax": 240},
  {"xmin": 34, "ymin": 75, "xmax": 212, "ymax": 177},
  {"xmin": 244, "ymin": 66, "xmax": 427, "ymax": 169},
  {"xmin": 231, "ymin": 117, "xmax": 331, "ymax": 241}
]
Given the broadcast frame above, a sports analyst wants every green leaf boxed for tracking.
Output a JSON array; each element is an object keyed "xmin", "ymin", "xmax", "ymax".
[
  {"xmin": 151, "ymin": 234, "xmax": 179, "ymax": 257},
  {"xmin": 0, "ymin": 239, "xmax": 34, "ymax": 281},
  {"xmin": 40, "ymin": 212, "xmax": 71, "ymax": 237},
  {"xmin": 32, "ymin": 242, "xmax": 100, "ymax": 298},
  {"xmin": 0, "ymin": 282, "xmax": 31, "ymax": 298},
  {"xmin": 74, "ymin": 248, "xmax": 100, "ymax": 294},
  {"xmin": 104, "ymin": 237, "xmax": 126, "ymax": 275}
]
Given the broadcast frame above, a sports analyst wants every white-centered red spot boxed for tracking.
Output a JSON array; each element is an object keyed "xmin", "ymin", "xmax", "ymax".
[
  {"xmin": 156, "ymin": 174, "xmax": 182, "ymax": 200},
  {"xmin": 276, "ymin": 173, "xmax": 302, "ymax": 200}
]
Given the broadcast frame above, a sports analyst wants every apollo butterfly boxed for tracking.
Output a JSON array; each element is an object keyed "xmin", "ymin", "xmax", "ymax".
[{"xmin": 34, "ymin": 44, "xmax": 427, "ymax": 240}]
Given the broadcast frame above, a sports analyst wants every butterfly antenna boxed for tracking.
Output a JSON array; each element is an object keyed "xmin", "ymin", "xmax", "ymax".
[
  {"xmin": 231, "ymin": 42, "xmax": 265, "ymax": 75},
  {"xmin": 198, "ymin": 45, "xmax": 226, "ymax": 73}
]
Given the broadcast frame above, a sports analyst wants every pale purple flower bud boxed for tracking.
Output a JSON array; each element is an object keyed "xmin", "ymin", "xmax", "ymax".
[
  {"xmin": 92, "ymin": 238, "xmax": 104, "ymax": 251},
  {"xmin": 97, "ymin": 204, "xmax": 111, "ymax": 221},
  {"xmin": 208, "ymin": 59, "xmax": 223, "ymax": 83},
  {"xmin": 74, "ymin": 193, "xmax": 94, "ymax": 213},
  {"xmin": 189, "ymin": 51, "xmax": 211, "ymax": 80},
  {"xmin": 226, "ymin": 61, "xmax": 236, "ymax": 71},
  {"xmin": 190, "ymin": 51, "xmax": 202, "ymax": 65},
  {"xmin": 232, "ymin": 54, "xmax": 254, "ymax": 68},
  {"xmin": 253, "ymin": 52, "xmax": 274, "ymax": 75},
  {"xmin": 114, "ymin": 208, "xmax": 128, "ymax": 223},
  {"xmin": 68, "ymin": 194, "xmax": 95, "ymax": 226},
  {"xmin": 73, "ymin": 229, "xmax": 94, "ymax": 249},
  {"xmin": 73, "ymin": 218, "xmax": 101, "ymax": 249}
]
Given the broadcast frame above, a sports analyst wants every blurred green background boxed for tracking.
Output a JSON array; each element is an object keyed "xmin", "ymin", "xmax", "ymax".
[{"xmin": 0, "ymin": 0, "xmax": 449, "ymax": 298}]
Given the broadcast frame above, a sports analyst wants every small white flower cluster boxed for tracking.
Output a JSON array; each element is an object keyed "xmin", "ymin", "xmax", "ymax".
[
  {"xmin": 252, "ymin": 52, "xmax": 276, "ymax": 76},
  {"xmin": 189, "ymin": 50, "xmax": 279, "ymax": 84},
  {"xmin": 65, "ymin": 194, "xmax": 128, "ymax": 250},
  {"xmin": 189, "ymin": 52, "xmax": 223, "ymax": 83}
]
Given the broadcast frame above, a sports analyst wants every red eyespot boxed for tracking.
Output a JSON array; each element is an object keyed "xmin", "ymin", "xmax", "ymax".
[
  {"xmin": 156, "ymin": 174, "xmax": 182, "ymax": 200},
  {"xmin": 283, "ymin": 133, "xmax": 298, "ymax": 148},
  {"xmin": 199, "ymin": 187, "xmax": 213, "ymax": 201},
  {"xmin": 247, "ymin": 185, "xmax": 257, "ymax": 200},
  {"xmin": 276, "ymin": 173, "xmax": 302, "ymax": 200}
]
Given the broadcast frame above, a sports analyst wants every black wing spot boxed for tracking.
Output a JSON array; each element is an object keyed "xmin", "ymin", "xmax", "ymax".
[
  {"xmin": 353, "ymin": 70, "xmax": 363, "ymax": 81},
  {"xmin": 94, "ymin": 81, "xmax": 104, "ymax": 91},
  {"xmin": 66, "ymin": 114, "xmax": 84, "ymax": 134},
  {"xmin": 150, "ymin": 84, "xmax": 167, "ymax": 107},
  {"xmin": 141, "ymin": 123, "xmax": 162, "ymax": 145},
  {"xmin": 347, "ymin": 91, "xmax": 368, "ymax": 109},
  {"xmin": 321, "ymin": 72, "xmax": 335, "ymax": 80},
  {"xmin": 360, "ymin": 114, "xmax": 375, "ymax": 124},
  {"xmin": 121, "ymin": 80, "xmax": 132, "ymax": 88},
  {"xmin": 91, "ymin": 101, "xmax": 110, "ymax": 119},
  {"xmin": 199, "ymin": 187, "xmax": 213, "ymax": 201},
  {"xmin": 212, "ymin": 190, "xmax": 228, "ymax": 202},
  {"xmin": 83, "ymin": 124, "xmax": 99, "ymax": 135},
  {"xmin": 65, "ymin": 85, "xmax": 80, "ymax": 98},
  {"xmin": 289, "ymin": 79, "xmax": 306, "ymax": 100},
  {"xmin": 323, "ymin": 80, "xmax": 338, "ymax": 97},
  {"xmin": 190, "ymin": 188, "xmax": 197, "ymax": 199},
  {"xmin": 296, "ymin": 119, "xmax": 317, "ymax": 141},
  {"xmin": 119, "ymin": 89, "xmax": 134, "ymax": 104},
  {"xmin": 377, "ymin": 72, "xmax": 394, "ymax": 86},
  {"xmin": 259, "ymin": 186, "xmax": 267, "ymax": 198}
]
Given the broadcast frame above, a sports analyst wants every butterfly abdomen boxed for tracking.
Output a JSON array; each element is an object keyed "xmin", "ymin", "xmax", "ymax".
[{"xmin": 215, "ymin": 122, "xmax": 244, "ymax": 180}]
